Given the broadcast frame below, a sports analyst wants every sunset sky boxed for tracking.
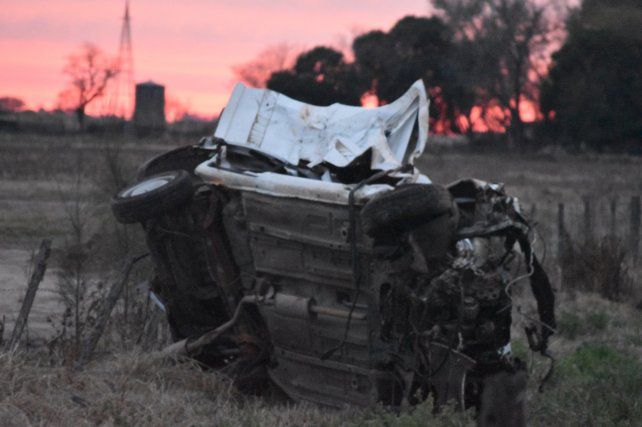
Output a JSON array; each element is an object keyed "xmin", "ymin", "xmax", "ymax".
[{"xmin": 1, "ymin": 0, "xmax": 430, "ymax": 117}]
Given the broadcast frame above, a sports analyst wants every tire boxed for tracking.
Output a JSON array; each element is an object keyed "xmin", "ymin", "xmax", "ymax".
[
  {"xmin": 111, "ymin": 170, "xmax": 194, "ymax": 224},
  {"xmin": 360, "ymin": 184, "xmax": 455, "ymax": 236},
  {"xmin": 411, "ymin": 211, "xmax": 459, "ymax": 262},
  {"xmin": 136, "ymin": 145, "xmax": 212, "ymax": 181}
]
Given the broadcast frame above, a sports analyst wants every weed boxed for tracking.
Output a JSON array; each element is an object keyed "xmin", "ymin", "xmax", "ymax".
[
  {"xmin": 561, "ymin": 236, "xmax": 635, "ymax": 301},
  {"xmin": 347, "ymin": 398, "xmax": 474, "ymax": 427},
  {"xmin": 511, "ymin": 338, "xmax": 529, "ymax": 360},
  {"xmin": 557, "ymin": 310, "xmax": 611, "ymax": 339},
  {"xmin": 558, "ymin": 311, "xmax": 583, "ymax": 339},
  {"xmin": 530, "ymin": 344, "xmax": 642, "ymax": 426},
  {"xmin": 585, "ymin": 311, "xmax": 609, "ymax": 332}
]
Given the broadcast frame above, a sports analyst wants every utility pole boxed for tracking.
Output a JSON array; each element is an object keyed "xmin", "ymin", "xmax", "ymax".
[{"xmin": 107, "ymin": 1, "xmax": 135, "ymax": 119}]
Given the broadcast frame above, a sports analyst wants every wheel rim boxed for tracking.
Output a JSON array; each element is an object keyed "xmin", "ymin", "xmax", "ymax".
[{"xmin": 121, "ymin": 174, "xmax": 174, "ymax": 197}]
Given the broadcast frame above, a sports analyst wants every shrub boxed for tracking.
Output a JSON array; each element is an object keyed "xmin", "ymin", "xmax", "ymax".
[{"xmin": 561, "ymin": 236, "xmax": 635, "ymax": 301}]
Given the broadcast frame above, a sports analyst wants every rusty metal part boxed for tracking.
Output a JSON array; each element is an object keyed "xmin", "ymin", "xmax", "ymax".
[
  {"xmin": 271, "ymin": 293, "xmax": 368, "ymax": 320},
  {"xmin": 274, "ymin": 293, "xmax": 312, "ymax": 318},
  {"xmin": 201, "ymin": 189, "xmax": 242, "ymax": 315},
  {"xmin": 159, "ymin": 294, "xmax": 259, "ymax": 358},
  {"xmin": 426, "ymin": 342, "xmax": 476, "ymax": 407},
  {"xmin": 312, "ymin": 304, "xmax": 367, "ymax": 320}
]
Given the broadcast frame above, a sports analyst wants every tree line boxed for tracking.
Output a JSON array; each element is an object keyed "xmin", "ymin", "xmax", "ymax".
[{"xmin": 237, "ymin": 0, "xmax": 641, "ymax": 150}]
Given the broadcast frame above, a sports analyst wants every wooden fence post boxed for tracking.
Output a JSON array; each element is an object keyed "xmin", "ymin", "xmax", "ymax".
[
  {"xmin": 0, "ymin": 315, "xmax": 4, "ymax": 347},
  {"xmin": 557, "ymin": 203, "xmax": 566, "ymax": 289},
  {"xmin": 610, "ymin": 198, "xmax": 618, "ymax": 237},
  {"xmin": 630, "ymin": 196, "xmax": 640, "ymax": 263},
  {"xmin": 8, "ymin": 239, "xmax": 52, "ymax": 352},
  {"xmin": 529, "ymin": 203, "xmax": 537, "ymax": 222},
  {"xmin": 557, "ymin": 203, "xmax": 566, "ymax": 260},
  {"xmin": 583, "ymin": 196, "xmax": 592, "ymax": 242}
]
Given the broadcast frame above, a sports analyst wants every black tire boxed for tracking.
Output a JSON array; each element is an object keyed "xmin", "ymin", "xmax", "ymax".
[
  {"xmin": 136, "ymin": 145, "xmax": 212, "ymax": 181},
  {"xmin": 361, "ymin": 184, "xmax": 455, "ymax": 236},
  {"xmin": 111, "ymin": 170, "xmax": 194, "ymax": 224},
  {"xmin": 411, "ymin": 211, "xmax": 459, "ymax": 262}
]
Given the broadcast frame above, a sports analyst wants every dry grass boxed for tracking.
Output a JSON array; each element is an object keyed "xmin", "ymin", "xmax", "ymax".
[
  {"xmin": 561, "ymin": 235, "xmax": 637, "ymax": 301},
  {"xmin": 0, "ymin": 290, "xmax": 639, "ymax": 427},
  {"xmin": 0, "ymin": 351, "xmax": 475, "ymax": 426},
  {"xmin": 0, "ymin": 352, "xmax": 236, "ymax": 426}
]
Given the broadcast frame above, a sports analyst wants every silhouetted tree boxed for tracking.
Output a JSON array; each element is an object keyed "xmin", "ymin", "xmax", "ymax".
[
  {"xmin": 541, "ymin": 0, "xmax": 642, "ymax": 149},
  {"xmin": 267, "ymin": 47, "xmax": 364, "ymax": 105},
  {"xmin": 351, "ymin": 16, "xmax": 462, "ymax": 130},
  {"xmin": 434, "ymin": 0, "xmax": 562, "ymax": 140},
  {"xmin": 353, "ymin": 16, "xmax": 453, "ymax": 109},
  {"xmin": 260, "ymin": 5, "xmax": 567, "ymax": 138},
  {"xmin": 233, "ymin": 43, "xmax": 297, "ymax": 88},
  {"xmin": 0, "ymin": 96, "xmax": 25, "ymax": 113},
  {"xmin": 58, "ymin": 43, "xmax": 118, "ymax": 129}
]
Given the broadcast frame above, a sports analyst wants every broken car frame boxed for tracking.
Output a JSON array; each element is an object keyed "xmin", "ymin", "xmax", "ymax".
[{"xmin": 111, "ymin": 81, "xmax": 555, "ymax": 414}]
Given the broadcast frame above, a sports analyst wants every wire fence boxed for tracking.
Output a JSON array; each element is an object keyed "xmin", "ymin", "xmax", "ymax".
[{"xmin": 527, "ymin": 195, "xmax": 639, "ymax": 263}]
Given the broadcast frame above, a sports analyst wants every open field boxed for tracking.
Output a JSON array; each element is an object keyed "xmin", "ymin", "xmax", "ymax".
[{"xmin": 0, "ymin": 133, "xmax": 641, "ymax": 426}]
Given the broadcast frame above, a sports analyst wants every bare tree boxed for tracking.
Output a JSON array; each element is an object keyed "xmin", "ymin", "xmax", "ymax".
[
  {"xmin": 58, "ymin": 43, "xmax": 119, "ymax": 129},
  {"xmin": 232, "ymin": 43, "xmax": 298, "ymax": 88}
]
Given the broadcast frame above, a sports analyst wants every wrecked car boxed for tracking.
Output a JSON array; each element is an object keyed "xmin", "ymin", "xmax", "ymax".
[{"xmin": 111, "ymin": 80, "xmax": 555, "ymax": 415}]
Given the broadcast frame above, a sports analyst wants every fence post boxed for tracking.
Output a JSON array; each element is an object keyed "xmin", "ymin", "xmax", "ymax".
[
  {"xmin": 557, "ymin": 203, "xmax": 566, "ymax": 259},
  {"xmin": 610, "ymin": 198, "xmax": 617, "ymax": 237},
  {"xmin": 583, "ymin": 196, "xmax": 592, "ymax": 242},
  {"xmin": 0, "ymin": 315, "xmax": 4, "ymax": 347},
  {"xmin": 529, "ymin": 203, "xmax": 537, "ymax": 222},
  {"xmin": 557, "ymin": 203, "xmax": 566, "ymax": 289},
  {"xmin": 8, "ymin": 239, "xmax": 52, "ymax": 353},
  {"xmin": 630, "ymin": 196, "xmax": 640, "ymax": 264}
]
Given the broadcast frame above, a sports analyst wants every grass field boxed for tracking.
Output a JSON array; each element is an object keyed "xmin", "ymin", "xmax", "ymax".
[{"xmin": 0, "ymin": 133, "xmax": 640, "ymax": 426}]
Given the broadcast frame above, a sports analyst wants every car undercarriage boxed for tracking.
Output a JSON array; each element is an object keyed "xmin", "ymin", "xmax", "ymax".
[{"xmin": 111, "ymin": 81, "xmax": 555, "ymax": 421}]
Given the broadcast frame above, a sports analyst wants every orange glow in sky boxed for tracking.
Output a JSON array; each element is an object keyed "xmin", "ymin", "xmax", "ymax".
[
  {"xmin": 360, "ymin": 91, "xmax": 379, "ymax": 109},
  {"xmin": 0, "ymin": 0, "xmax": 429, "ymax": 118}
]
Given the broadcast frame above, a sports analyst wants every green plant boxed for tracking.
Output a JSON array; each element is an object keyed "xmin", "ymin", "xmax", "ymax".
[
  {"xmin": 557, "ymin": 310, "xmax": 610, "ymax": 339},
  {"xmin": 585, "ymin": 311, "xmax": 609, "ymax": 332},
  {"xmin": 558, "ymin": 311, "xmax": 583, "ymax": 339},
  {"xmin": 347, "ymin": 398, "xmax": 474, "ymax": 427},
  {"xmin": 530, "ymin": 344, "xmax": 642, "ymax": 426}
]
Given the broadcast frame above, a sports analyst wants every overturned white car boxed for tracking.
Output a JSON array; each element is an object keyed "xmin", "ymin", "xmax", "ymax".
[{"xmin": 111, "ymin": 81, "xmax": 555, "ymax": 420}]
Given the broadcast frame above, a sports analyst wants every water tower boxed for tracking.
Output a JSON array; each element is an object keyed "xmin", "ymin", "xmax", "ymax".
[{"xmin": 133, "ymin": 81, "xmax": 166, "ymax": 136}]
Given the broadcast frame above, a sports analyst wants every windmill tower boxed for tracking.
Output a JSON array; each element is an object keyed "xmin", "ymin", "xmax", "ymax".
[{"xmin": 108, "ymin": 1, "xmax": 134, "ymax": 118}]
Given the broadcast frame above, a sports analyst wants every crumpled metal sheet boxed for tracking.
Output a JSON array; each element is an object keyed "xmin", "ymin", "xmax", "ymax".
[{"xmin": 211, "ymin": 80, "xmax": 429, "ymax": 171}]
